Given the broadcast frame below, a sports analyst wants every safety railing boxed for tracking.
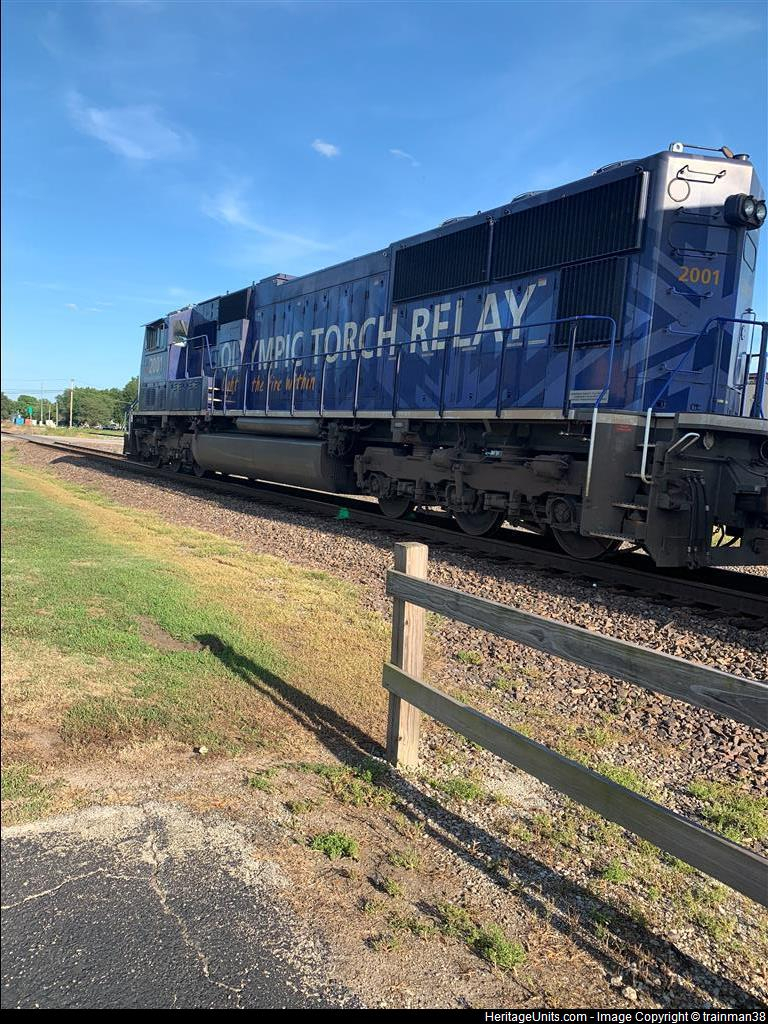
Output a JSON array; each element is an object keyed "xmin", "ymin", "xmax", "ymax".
[
  {"xmin": 384, "ymin": 542, "xmax": 768, "ymax": 906},
  {"xmin": 206, "ymin": 313, "xmax": 618, "ymax": 422}
]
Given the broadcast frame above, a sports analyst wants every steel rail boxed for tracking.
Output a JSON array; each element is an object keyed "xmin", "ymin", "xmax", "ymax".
[{"xmin": 3, "ymin": 430, "xmax": 767, "ymax": 622}]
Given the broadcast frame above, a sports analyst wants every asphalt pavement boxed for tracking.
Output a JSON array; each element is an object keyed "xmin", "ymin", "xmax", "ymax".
[{"xmin": 1, "ymin": 803, "xmax": 358, "ymax": 1009}]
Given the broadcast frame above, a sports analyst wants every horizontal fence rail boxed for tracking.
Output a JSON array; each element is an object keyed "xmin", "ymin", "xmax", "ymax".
[
  {"xmin": 386, "ymin": 570, "xmax": 768, "ymax": 731},
  {"xmin": 383, "ymin": 663, "xmax": 768, "ymax": 906},
  {"xmin": 383, "ymin": 542, "xmax": 768, "ymax": 907}
]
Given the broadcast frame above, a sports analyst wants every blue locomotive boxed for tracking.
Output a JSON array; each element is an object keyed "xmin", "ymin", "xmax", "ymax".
[{"xmin": 129, "ymin": 142, "xmax": 768, "ymax": 568}]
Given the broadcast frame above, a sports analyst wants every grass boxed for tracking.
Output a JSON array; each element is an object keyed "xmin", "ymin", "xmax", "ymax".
[
  {"xmin": 1, "ymin": 763, "xmax": 57, "ymax": 824},
  {"xmin": 246, "ymin": 769, "xmax": 277, "ymax": 793},
  {"xmin": 387, "ymin": 847, "xmax": 422, "ymax": 871},
  {"xmin": 381, "ymin": 877, "xmax": 403, "ymax": 898},
  {"xmin": 309, "ymin": 830, "xmax": 359, "ymax": 860},
  {"xmin": 601, "ymin": 858, "xmax": 631, "ymax": 883},
  {"xmin": 436, "ymin": 902, "xmax": 524, "ymax": 970},
  {"xmin": 434, "ymin": 776, "xmax": 485, "ymax": 803},
  {"xmin": 455, "ymin": 650, "xmax": 483, "ymax": 666},
  {"xmin": 491, "ymin": 675, "xmax": 517, "ymax": 693},
  {"xmin": 0, "ymin": 452, "xmax": 390, "ymax": 822},
  {"xmin": 4, "ymin": 425, "xmax": 123, "ymax": 439},
  {"xmin": 594, "ymin": 762, "xmax": 659, "ymax": 799},
  {"xmin": 298, "ymin": 761, "xmax": 394, "ymax": 809},
  {"xmin": 688, "ymin": 780, "xmax": 768, "ymax": 844}
]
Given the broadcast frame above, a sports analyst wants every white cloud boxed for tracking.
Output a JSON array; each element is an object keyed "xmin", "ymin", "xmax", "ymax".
[
  {"xmin": 202, "ymin": 185, "xmax": 331, "ymax": 255},
  {"xmin": 311, "ymin": 138, "xmax": 340, "ymax": 159},
  {"xmin": 389, "ymin": 148, "xmax": 420, "ymax": 168},
  {"xmin": 67, "ymin": 91, "xmax": 193, "ymax": 161},
  {"xmin": 64, "ymin": 301, "xmax": 103, "ymax": 313}
]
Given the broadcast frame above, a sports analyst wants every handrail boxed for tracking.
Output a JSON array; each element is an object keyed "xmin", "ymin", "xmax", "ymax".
[
  {"xmin": 230, "ymin": 312, "xmax": 618, "ymax": 420},
  {"xmin": 652, "ymin": 315, "xmax": 767, "ymax": 417},
  {"xmin": 638, "ymin": 315, "xmax": 767, "ymax": 486}
]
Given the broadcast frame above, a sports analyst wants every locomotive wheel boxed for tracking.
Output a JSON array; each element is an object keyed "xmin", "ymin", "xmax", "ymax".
[
  {"xmin": 551, "ymin": 529, "xmax": 621, "ymax": 560},
  {"xmin": 453, "ymin": 509, "xmax": 506, "ymax": 537},
  {"xmin": 378, "ymin": 495, "xmax": 414, "ymax": 519}
]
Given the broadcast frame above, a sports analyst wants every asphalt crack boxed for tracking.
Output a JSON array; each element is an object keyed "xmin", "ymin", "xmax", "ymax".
[
  {"xmin": 1, "ymin": 868, "xmax": 145, "ymax": 910},
  {"xmin": 141, "ymin": 824, "xmax": 247, "ymax": 1006}
]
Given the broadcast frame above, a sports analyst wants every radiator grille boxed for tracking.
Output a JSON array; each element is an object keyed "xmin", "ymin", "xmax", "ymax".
[
  {"xmin": 555, "ymin": 257, "xmax": 628, "ymax": 346},
  {"xmin": 392, "ymin": 222, "xmax": 489, "ymax": 303},
  {"xmin": 218, "ymin": 287, "xmax": 251, "ymax": 324},
  {"xmin": 492, "ymin": 173, "xmax": 645, "ymax": 281}
]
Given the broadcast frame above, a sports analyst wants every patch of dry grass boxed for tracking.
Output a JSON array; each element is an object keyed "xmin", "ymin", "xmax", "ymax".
[{"xmin": 1, "ymin": 458, "xmax": 390, "ymax": 821}]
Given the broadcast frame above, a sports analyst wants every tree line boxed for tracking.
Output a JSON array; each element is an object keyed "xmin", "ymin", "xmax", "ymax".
[{"xmin": 1, "ymin": 378, "xmax": 138, "ymax": 426}]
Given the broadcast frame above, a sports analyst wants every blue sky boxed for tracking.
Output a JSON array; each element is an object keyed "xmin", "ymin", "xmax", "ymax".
[{"xmin": 2, "ymin": 0, "xmax": 766, "ymax": 397}]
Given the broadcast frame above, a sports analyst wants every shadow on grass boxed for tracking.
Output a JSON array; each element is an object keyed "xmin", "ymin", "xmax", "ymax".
[
  {"xmin": 196, "ymin": 634, "xmax": 382, "ymax": 762},
  {"xmin": 199, "ymin": 633, "xmax": 760, "ymax": 1010}
]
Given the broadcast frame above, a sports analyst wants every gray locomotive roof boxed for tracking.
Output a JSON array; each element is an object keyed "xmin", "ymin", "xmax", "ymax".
[{"xmin": 146, "ymin": 145, "xmax": 757, "ymax": 323}]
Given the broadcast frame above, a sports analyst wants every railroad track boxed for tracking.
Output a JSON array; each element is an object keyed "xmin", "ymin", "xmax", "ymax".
[{"xmin": 4, "ymin": 430, "xmax": 767, "ymax": 623}]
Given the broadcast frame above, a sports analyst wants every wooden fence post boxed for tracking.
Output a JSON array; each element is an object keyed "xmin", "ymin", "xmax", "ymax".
[{"xmin": 386, "ymin": 542, "xmax": 428, "ymax": 768}]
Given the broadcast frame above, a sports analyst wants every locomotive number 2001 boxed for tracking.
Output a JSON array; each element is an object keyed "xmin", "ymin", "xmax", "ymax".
[{"xmin": 678, "ymin": 266, "xmax": 720, "ymax": 285}]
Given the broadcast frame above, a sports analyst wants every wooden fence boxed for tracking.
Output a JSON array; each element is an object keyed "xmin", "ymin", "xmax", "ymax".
[{"xmin": 382, "ymin": 542, "xmax": 768, "ymax": 907}]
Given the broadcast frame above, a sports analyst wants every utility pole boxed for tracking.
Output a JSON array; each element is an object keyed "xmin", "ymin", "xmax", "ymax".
[
  {"xmin": 55, "ymin": 400, "xmax": 59, "ymax": 426},
  {"xmin": 40, "ymin": 383, "xmax": 44, "ymax": 426},
  {"xmin": 69, "ymin": 379, "xmax": 74, "ymax": 428}
]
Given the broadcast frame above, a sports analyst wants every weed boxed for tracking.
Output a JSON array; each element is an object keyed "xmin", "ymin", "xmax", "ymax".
[
  {"xmin": 309, "ymin": 830, "xmax": 359, "ymax": 861},
  {"xmin": 390, "ymin": 912, "xmax": 436, "ymax": 939},
  {"xmin": 246, "ymin": 769, "xmax": 276, "ymax": 793},
  {"xmin": 491, "ymin": 676, "xmax": 516, "ymax": 693},
  {"xmin": 595, "ymin": 762, "xmax": 658, "ymax": 798},
  {"xmin": 285, "ymin": 799, "xmax": 316, "ymax": 815},
  {"xmin": 362, "ymin": 898, "xmax": 384, "ymax": 916},
  {"xmin": 436, "ymin": 776, "xmax": 485, "ymax": 802},
  {"xmin": 688, "ymin": 780, "xmax": 768, "ymax": 843},
  {"xmin": 473, "ymin": 925, "xmax": 525, "ymax": 970},
  {"xmin": 589, "ymin": 907, "xmax": 615, "ymax": 941},
  {"xmin": 601, "ymin": 859, "xmax": 631, "ymax": 883},
  {"xmin": 508, "ymin": 822, "xmax": 534, "ymax": 843},
  {"xmin": 370, "ymin": 933, "xmax": 401, "ymax": 952},
  {"xmin": 581, "ymin": 725, "xmax": 615, "ymax": 749},
  {"xmin": 299, "ymin": 762, "xmax": 393, "ymax": 809},
  {"xmin": 455, "ymin": 650, "xmax": 483, "ymax": 666},
  {"xmin": 387, "ymin": 847, "xmax": 422, "ymax": 871},
  {"xmin": 437, "ymin": 902, "xmax": 476, "ymax": 940},
  {"xmin": 436, "ymin": 903, "xmax": 524, "ymax": 970},
  {"xmin": 381, "ymin": 877, "xmax": 403, "ymax": 898}
]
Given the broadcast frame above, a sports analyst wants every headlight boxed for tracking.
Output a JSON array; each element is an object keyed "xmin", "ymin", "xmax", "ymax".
[{"xmin": 724, "ymin": 193, "xmax": 765, "ymax": 229}]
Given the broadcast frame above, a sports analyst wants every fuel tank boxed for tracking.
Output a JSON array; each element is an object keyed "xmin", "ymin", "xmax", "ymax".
[{"xmin": 191, "ymin": 433, "xmax": 354, "ymax": 492}]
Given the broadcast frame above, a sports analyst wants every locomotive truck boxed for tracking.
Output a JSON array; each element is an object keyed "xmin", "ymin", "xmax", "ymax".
[{"xmin": 127, "ymin": 142, "xmax": 768, "ymax": 568}]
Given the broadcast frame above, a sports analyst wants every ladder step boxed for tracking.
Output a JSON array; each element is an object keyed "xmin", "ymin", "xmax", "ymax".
[{"xmin": 613, "ymin": 502, "xmax": 648, "ymax": 512}]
